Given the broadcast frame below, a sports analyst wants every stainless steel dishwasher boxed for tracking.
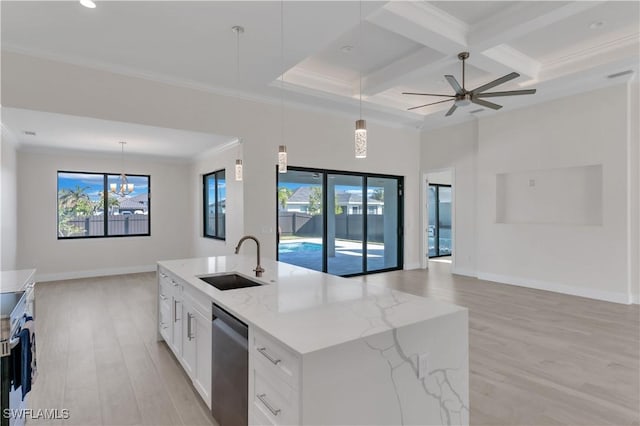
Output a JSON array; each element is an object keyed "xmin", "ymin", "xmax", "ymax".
[{"xmin": 211, "ymin": 304, "xmax": 248, "ymax": 426}]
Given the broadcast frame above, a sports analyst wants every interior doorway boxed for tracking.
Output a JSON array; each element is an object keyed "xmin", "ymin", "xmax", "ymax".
[
  {"xmin": 428, "ymin": 184, "xmax": 452, "ymax": 258},
  {"xmin": 424, "ymin": 170, "xmax": 454, "ymax": 268}
]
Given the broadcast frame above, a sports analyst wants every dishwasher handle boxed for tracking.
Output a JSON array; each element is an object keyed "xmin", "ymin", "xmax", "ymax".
[{"xmin": 212, "ymin": 304, "xmax": 248, "ymax": 339}]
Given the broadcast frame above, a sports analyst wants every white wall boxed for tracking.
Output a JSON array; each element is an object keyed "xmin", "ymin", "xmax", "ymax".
[
  {"xmin": 191, "ymin": 143, "xmax": 244, "ymax": 258},
  {"xmin": 1, "ymin": 52, "xmax": 422, "ymax": 271},
  {"xmin": 421, "ymin": 84, "xmax": 638, "ymax": 304},
  {"xmin": 629, "ymin": 81, "xmax": 639, "ymax": 303},
  {"xmin": 421, "ymin": 121, "xmax": 478, "ymax": 276},
  {"xmin": 16, "ymin": 149, "xmax": 192, "ymax": 281},
  {"xmin": 0, "ymin": 129, "xmax": 19, "ymax": 270}
]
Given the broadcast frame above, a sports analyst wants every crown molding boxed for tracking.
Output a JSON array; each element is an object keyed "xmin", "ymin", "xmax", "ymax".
[
  {"xmin": 542, "ymin": 33, "xmax": 640, "ymax": 72},
  {"xmin": 284, "ymin": 67, "xmax": 353, "ymax": 97},
  {"xmin": 481, "ymin": 44, "xmax": 541, "ymax": 79},
  {"xmin": 2, "ymin": 45, "xmax": 423, "ymax": 131},
  {"xmin": 271, "ymin": 78, "xmax": 424, "ymax": 129},
  {"xmin": 196, "ymin": 138, "xmax": 240, "ymax": 161}
]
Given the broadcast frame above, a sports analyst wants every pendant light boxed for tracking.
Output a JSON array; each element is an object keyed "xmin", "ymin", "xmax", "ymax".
[
  {"xmin": 232, "ymin": 25, "xmax": 245, "ymax": 182},
  {"xmin": 355, "ymin": 0, "xmax": 367, "ymax": 159},
  {"xmin": 278, "ymin": 0, "xmax": 288, "ymax": 173},
  {"xmin": 110, "ymin": 141, "xmax": 134, "ymax": 196}
]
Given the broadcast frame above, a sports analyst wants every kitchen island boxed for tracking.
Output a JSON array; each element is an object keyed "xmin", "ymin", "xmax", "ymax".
[{"xmin": 157, "ymin": 255, "xmax": 468, "ymax": 426}]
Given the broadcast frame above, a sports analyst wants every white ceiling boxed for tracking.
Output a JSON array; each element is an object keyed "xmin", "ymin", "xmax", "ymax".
[
  {"xmin": 1, "ymin": 0, "xmax": 639, "ymax": 133},
  {"xmin": 1, "ymin": 108, "xmax": 235, "ymax": 159}
]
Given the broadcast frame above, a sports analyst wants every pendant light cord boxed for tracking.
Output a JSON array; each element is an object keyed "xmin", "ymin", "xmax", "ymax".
[
  {"xmin": 359, "ymin": 0, "xmax": 362, "ymax": 120},
  {"xmin": 280, "ymin": 0, "xmax": 284, "ymax": 147}
]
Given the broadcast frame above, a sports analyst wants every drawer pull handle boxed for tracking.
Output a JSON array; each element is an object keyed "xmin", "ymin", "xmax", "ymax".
[
  {"xmin": 160, "ymin": 272, "xmax": 168, "ymax": 278},
  {"xmin": 160, "ymin": 294, "xmax": 167, "ymax": 301},
  {"xmin": 187, "ymin": 313, "xmax": 194, "ymax": 340},
  {"xmin": 257, "ymin": 347, "xmax": 281, "ymax": 365},
  {"xmin": 171, "ymin": 280, "xmax": 179, "ymax": 287},
  {"xmin": 160, "ymin": 322, "xmax": 168, "ymax": 330},
  {"xmin": 257, "ymin": 393, "xmax": 281, "ymax": 416},
  {"xmin": 173, "ymin": 300, "xmax": 180, "ymax": 322}
]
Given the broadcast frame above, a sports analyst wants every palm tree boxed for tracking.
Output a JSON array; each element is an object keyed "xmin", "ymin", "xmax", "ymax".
[
  {"xmin": 278, "ymin": 187, "xmax": 293, "ymax": 210},
  {"xmin": 58, "ymin": 185, "xmax": 92, "ymax": 214}
]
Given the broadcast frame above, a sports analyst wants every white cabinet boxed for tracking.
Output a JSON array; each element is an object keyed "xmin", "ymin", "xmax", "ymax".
[
  {"xmin": 158, "ymin": 267, "xmax": 212, "ymax": 409},
  {"xmin": 182, "ymin": 289, "xmax": 212, "ymax": 404},
  {"xmin": 249, "ymin": 328, "xmax": 301, "ymax": 426}
]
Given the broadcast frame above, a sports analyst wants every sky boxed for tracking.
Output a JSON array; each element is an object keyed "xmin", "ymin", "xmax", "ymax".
[{"xmin": 58, "ymin": 172, "xmax": 149, "ymax": 202}]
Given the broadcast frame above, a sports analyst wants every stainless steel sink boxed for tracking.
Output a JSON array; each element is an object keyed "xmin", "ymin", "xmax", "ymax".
[{"xmin": 198, "ymin": 274, "xmax": 263, "ymax": 291}]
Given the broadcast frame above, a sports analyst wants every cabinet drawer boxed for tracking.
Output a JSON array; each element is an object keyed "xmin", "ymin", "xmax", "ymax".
[
  {"xmin": 251, "ymin": 329, "xmax": 300, "ymax": 390},
  {"xmin": 252, "ymin": 368, "xmax": 299, "ymax": 426},
  {"xmin": 159, "ymin": 268, "xmax": 182, "ymax": 292},
  {"xmin": 159, "ymin": 303, "xmax": 171, "ymax": 340}
]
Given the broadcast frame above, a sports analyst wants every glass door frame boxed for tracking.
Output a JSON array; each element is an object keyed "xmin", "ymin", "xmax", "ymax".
[
  {"xmin": 276, "ymin": 165, "xmax": 404, "ymax": 277},
  {"xmin": 428, "ymin": 183, "xmax": 451, "ymax": 258}
]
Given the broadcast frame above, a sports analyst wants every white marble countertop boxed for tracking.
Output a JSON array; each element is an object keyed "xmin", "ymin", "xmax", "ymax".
[
  {"xmin": 0, "ymin": 269, "xmax": 36, "ymax": 294},
  {"xmin": 158, "ymin": 256, "xmax": 466, "ymax": 355}
]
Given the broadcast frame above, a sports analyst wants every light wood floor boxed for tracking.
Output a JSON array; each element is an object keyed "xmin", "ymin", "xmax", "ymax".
[{"xmin": 27, "ymin": 263, "xmax": 639, "ymax": 425}]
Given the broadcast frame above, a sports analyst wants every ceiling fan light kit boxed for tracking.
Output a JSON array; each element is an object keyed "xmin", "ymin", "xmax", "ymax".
[{"xmin": 404, "ymin": 52, "xmax": 537, "ymax": 117}]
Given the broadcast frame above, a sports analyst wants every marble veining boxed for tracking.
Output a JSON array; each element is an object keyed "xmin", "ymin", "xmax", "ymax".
[
  {"xmin": 358, "ymin": 288, "xmax": 469, "ymax": 425},
  {"xmin": 158, "ymin": 255, "xmax": 466, "ymax": 355}
]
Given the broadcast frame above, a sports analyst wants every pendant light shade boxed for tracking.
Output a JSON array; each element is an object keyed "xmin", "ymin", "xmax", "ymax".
[
  {"xmin": 355, "ymin": 119, "xmax": 367, "ymax": 159},
  {"xmin": 235, "ymin": 159, "xmax": 243, "ymax": 181},
  {"xmin": 278, "ymin": 145, "xmax": 287, "ymax": 173}
]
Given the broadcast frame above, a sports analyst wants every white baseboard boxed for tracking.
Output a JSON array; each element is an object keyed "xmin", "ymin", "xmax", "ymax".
[
  {"xmin": 36, "ymin": 264, "xmax": 156, "ymax": 283},
  {"xmin": 631, "ymin": 293, "xmax": 639, "ymax": 304},
  {"xmin": 451, "ymin": 267, "xmax": 477, "ymax": 278},
  {"xmin": 477, "ymin": 272, "xmax": 632, "ymax": 305},
  {"xmin": 404, "ymin": 262, "xmax": 422, "ymax": 270}
]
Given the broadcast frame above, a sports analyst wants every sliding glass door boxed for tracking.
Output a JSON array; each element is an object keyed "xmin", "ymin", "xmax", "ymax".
[
  {"xmin": 277, "ymin": 169, "xmax": 324, "ymax": 272},
  {"xmin": 327, "ymin": 174, "xmax": 364, "ymax": 275},
  {"xmin": 428, "ymin": 184, "xmax": 451, "ymax": 258},
  {"xmin": 278, "ymin": 166, "xmax": 403, "ymax": 277}
]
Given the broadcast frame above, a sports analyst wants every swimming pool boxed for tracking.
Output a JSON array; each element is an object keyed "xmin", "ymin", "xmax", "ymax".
[{"xmin": 278, "ymin": 241, "xmax": 323, "ymax": 254}]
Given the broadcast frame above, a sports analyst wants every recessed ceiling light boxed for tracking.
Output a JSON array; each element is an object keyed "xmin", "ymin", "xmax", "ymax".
[
  {"xmin": 589, "ymin": 20, "xmax": 605, "ymax": 30},
  {"xmin": 24, "ymin": 131, "xmax": 36, "ymax": 136},
  {"xmin": 80, "ymin": 0, "xmax": 96, "ymax": 9},
  {"xmin": 341, "ymin": 45, "xmax": 354, "ymax": 53}
]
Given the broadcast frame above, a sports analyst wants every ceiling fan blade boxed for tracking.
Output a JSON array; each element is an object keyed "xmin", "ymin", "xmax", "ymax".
[
  {"xmin": 444, "ymin": 75, "xmax": 464, "ymax": 95},
  {"xmin": 471, "ymin": 72, "xmax": 520, "ymax": 94},
  {"xmin": 402, "ymin": 92, "xmax": 455, "ymax": 97},
  {"xmin": 471, "ymin": 97, "xmax": 502, "ymax": 110},
  {"xmin": 476, "ymin": 89, "xmax": 537, "ymax": 98},
  {"xmin": 407, "ymin": 98, "xmax": 454, "ymax": 111},
  {"xmin": 445, "ymin": 104, "xmax": 457, "ymax": 117}
]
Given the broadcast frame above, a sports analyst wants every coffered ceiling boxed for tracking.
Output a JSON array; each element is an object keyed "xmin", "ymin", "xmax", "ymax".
[{"xmin": 1, "ymin": 1, "xmax": 638, "ymax": 130}]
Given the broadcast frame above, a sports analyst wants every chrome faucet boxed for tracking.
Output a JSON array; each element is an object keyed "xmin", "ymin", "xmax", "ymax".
[{"xmin": 234, "ymin": 235, "xmax": 265, "ymax": 277}]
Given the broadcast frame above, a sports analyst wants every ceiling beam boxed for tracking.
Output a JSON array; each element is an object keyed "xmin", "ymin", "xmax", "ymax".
[
  {"xmin": 361, "ymin": 48, "xmax": 453, "ymax": 96},
  {"xmin": 469, "ymin": 1, "xmax": 605, "ymax": 51},
  {"xmin": 362, "ymin": 2, "xmax": 468, "ymax": 96}
]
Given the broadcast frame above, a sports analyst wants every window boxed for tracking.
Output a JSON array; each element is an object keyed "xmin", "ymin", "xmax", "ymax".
[
  {"xmin": 203, "ymin": 170, "xmax": 226, "ymax": 239},
  {"xmin": 277, "ymin": 166, "xmax": 403, "ymax": 277},
  {"xmin": 57, "ymin": 171, "xmax": 150, "ymax": 239}
]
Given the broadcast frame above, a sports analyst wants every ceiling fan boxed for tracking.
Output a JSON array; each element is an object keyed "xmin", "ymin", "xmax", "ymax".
[{"xmin": 403, "ymin": 52, "xmax": 536, "ymax": 116}]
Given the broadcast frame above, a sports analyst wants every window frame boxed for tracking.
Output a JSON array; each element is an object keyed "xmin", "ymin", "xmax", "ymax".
[
  {"xmin": 203, "ymin": 169, "xmax": 226, "ymax": 240},
  {"xmin": 57, "ymin": 170, "xmax": 151, "ymax": 240},
  {"xmin": 276, "ymin": 165, "xmax": 404, "ymax": 277}
]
